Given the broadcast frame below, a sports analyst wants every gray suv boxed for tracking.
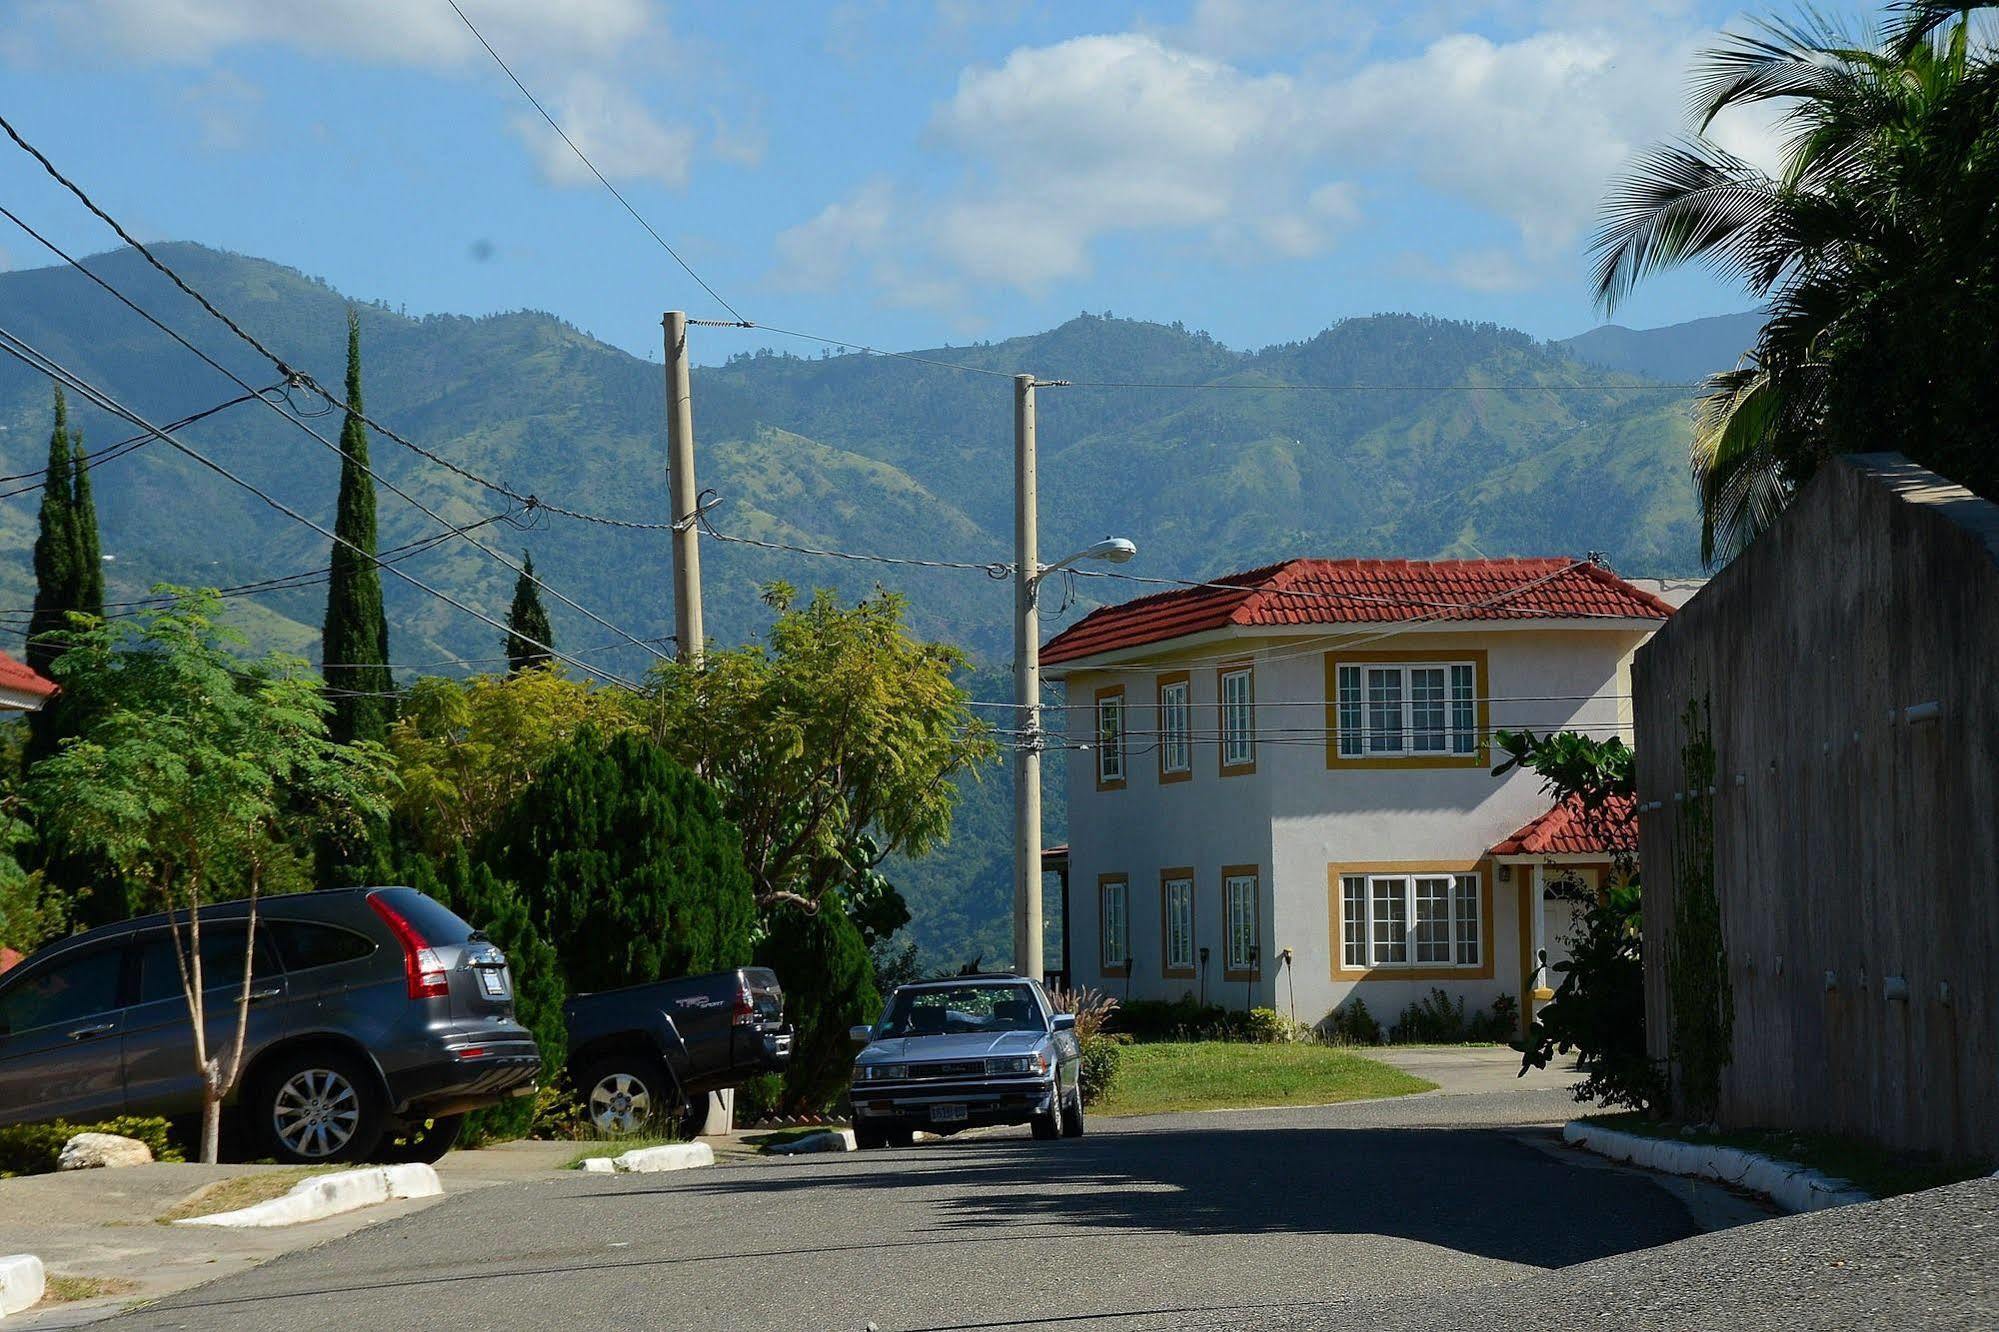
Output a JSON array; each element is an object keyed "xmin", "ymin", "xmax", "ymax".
[{"xmin": 0, "ymin": 887, "xmax": 539, "ymax": 1163}]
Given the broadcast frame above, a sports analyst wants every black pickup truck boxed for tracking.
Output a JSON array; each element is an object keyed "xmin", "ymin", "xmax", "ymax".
[{"xmin": 564, "ymin": 967, "xmax": 791, "ymax": 1134}]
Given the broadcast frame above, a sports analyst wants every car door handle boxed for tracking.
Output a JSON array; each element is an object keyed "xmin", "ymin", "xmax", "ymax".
[
  {"xmin": 247, "ymin": 987, "xmax": 282, "ymax": 1004},
  {"xmin": 67, "ymin": 1022, "xmax": 116, "ymax": 1041}
]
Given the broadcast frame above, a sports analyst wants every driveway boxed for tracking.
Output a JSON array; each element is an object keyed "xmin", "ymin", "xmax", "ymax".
[{"xmin": 77, "ymin": 1078, "xmax": 1724, "ymax": 1332}]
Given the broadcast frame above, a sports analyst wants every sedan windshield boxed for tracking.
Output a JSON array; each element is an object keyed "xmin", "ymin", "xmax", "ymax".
[{"xmin": 879, "ymin": 984, "xmax": 1046, "ymax": 1037}]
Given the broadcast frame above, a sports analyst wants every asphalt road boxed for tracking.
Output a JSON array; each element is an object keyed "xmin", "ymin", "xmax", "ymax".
[{"xmin": 94, "ymin": 1087, "xmax": 1723, "ymax": 1332}]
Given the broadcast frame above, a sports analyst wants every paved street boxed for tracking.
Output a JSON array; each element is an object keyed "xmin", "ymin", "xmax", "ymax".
[{"xmin": 83, "ymin": 1075, "xmax": 1733, "ymax": 1332}]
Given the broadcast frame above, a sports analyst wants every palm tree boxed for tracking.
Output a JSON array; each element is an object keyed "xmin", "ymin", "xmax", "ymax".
[{"xmin": 1591, "ymin": 9, "xmax": 1999, "ymax": 562}]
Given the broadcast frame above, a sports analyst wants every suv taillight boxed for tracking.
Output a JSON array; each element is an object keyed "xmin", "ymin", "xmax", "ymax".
[
  {"xmin": 367, "ymin": 893, "xmax": 450, "ymax": 999},
  {"xmin": 733, "ymin": 979, "xmax": 757, "ymax": 1026}
]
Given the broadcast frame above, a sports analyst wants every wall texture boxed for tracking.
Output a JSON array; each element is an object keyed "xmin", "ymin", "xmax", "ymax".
[{"xmin": 1634, "ymin": 454, "xmax": 1999, "ymax": 1156}]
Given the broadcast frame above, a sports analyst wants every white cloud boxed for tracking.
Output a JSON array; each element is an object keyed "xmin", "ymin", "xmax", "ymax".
[
  {"xmin": 509, "ymin": 74, "xmax": 694, "ymax": 190},
  {"xmin": 178, "ymin": 68, "xmax": 263, "ymax": 151}
]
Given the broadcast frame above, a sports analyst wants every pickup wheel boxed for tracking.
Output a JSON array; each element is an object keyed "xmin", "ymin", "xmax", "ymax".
[{"xmin": 577, "ymin": 1056, "xmax": 680, "ymax": 1137}]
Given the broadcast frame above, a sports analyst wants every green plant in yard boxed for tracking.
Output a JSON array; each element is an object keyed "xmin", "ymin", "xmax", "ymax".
[
  {"xmin": 1393, "ymin": 989, "xmax": 1469, "ymax": 1043},
  {"xmin": 320, "ymin": 311, "xmax": 393, "ymax": 747},
  {"xmin": 0, "ymin": 1116, "xmax": 182, "ymax": 1176},
  {"xmin": 1667, "ymin": 697, "xmax": 1732, "ymax": 1122},
  {"xmin": 28, "ymin": 591, "xmax": 391, "ymax": 1162},
  {"xmin": 758, "ymin": 896, "xmax": 879, "ymax": 1113},
  {"xmin": 1321, "ymin": 997, "xmax": 1382, "ymax": 1045},
  {"xmin": 1095, "ymin": 1042, "xmax": 1431, "ymax": 1117},
  {"xmin": 1049, "ymin": 984, "xmax": 1126, "ymax": 1107},
  {"xmin": 1077, "ymin": 1035, "xmax": 1128, "ymax": 1107}
]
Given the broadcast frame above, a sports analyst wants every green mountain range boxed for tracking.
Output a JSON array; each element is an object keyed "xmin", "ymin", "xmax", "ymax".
[{"xmin": 0, "ymin": 243, "xmax": 1730, "ymax": 968}]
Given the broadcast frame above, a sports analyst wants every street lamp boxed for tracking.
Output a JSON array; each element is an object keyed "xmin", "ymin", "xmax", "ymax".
[{"xmin": 1014, "ymin": 511, "xmax": 1136, "ymax": 983}]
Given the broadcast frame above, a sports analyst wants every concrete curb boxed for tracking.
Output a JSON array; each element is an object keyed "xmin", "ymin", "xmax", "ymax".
[
  {"xmin": 0, "ymin": 1255, "xmax": 46, "ymax": 1319},
  {"xmin": 764, "ymin": 1129, "xmax": 856, "ymax": 1156},
  {"xmin": 173, "ymin": 1164, "xmax": 443, "ymax": 1228},
  {"xmin": 579, "ymin": 1142, "xmax": 716, "ymax": 1175},
  {"xmin": 1564, "ymin": 1122, "xmax": 1871, "ymax": 1213}
]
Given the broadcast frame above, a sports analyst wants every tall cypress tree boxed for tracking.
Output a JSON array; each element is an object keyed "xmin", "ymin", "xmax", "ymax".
[
  {"xmin": 504, "ymin": 550, "xmax": 554, "ymax": 674},
  {"xmin": 27, "ymin": 388, "xmax": 105, "ymax": 766},
  {"xmin": 321, "ymin": 311, "xmax": 393, "ymax": 745}
]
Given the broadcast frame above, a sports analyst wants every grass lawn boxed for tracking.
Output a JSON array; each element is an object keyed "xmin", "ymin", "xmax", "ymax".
[
  {"xmin": 1095, "ymin": 1042, "xmax": 1435, "ymax": 1117},
  {"xmin": 43, "ymin": 1275, "xmax": 140, "ymax": 1304},
  {"xmin": 154, "ymin": 1166, "xmax": 339, "ymax": 1223},
  {"xmin": 1584, "ymin": 1113, "xmax": 1996, "ymax": 1200}
]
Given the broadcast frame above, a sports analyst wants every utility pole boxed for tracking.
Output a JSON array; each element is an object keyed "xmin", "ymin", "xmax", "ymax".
[
  {"xmin": 1013, "ymin": 372, "xmax": 1043, "ymax": 982},
  {"xmin": 664, "ymin": 310, "xmax": 704, "ymax": 666}
]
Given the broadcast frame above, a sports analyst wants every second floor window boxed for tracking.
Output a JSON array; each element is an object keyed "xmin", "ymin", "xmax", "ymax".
[
  {"xmin": 1335, "ymin": 661, "xmax": 1478, "ymax": 757},
  {"xmin": 1096, "ymin": 690, "xmax": 1126, "ymax": 786},
  {"xmin": 1220, "ymin": 666, "xmax": 1255, "ymax": 771},
  {"xmin": 1158, "ymin": 678, "xmax": 1190, "ymax": 777}
]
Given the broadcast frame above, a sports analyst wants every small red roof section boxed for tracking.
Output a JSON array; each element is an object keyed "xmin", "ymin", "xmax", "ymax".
[
  {"xmin": 1491, "ymin": 794, "xmax": 1638, "ymax": 857},
  {"xmin": 0, "ymin": 946, "xmax": 22, "ymax": 975},
  {"xmin": 0, "ymin": 649, "xmax": 56, "ymax": 701},
  {"xmin": 1042, "ymin": 557, "xmax": 1674, "ymax": 665}
]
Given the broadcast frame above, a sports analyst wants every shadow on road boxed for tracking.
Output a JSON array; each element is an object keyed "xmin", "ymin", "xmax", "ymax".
[{"xmin": 618, "ymin": 1125, "xmax": 1698, "ymax": 1271}]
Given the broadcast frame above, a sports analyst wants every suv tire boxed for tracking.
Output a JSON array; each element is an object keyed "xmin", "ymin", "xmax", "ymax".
[
  {"xmin": 854, "ymin": 1122, "xmax": 887, "ymax": 1150},
  {"xmin": 381, "ymin": 1114, "xmax": 465, "ymax": 1164},
  {"xmin": 578, "ymin": 1055, "xmax": 681, "ymax": 1138},
  {"xmin": 1060, "ymin": 1090, "xmax": 1085, "ymax": 1138},
  {"xmin": 252, "ymin": 1048, "xmax": 386, "ymax": 1165}
]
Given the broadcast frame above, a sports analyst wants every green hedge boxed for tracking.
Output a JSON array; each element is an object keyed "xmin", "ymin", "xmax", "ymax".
[{"xmin": 0, "ymin": 1116, "xmax": 182, "ymax": 1176}]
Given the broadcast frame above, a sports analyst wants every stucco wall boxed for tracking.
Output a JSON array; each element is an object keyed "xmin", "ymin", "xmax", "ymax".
[
  {"xmin": 1633, "ymin": 454, "xmax": 1999, "ymax": 1156},
  {"xmin": 1061, "ymin": 623, "xmax": 1652, "ymax": 1028}
]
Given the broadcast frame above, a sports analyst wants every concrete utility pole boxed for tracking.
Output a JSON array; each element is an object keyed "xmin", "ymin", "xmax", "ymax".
[
  {"xmin": 1012, "ymin": 372, "xmax": 1043, "ymax": 982},
  {"xmin": 664, "ymin": 310, "xmax": 704, "ymax": 666}
]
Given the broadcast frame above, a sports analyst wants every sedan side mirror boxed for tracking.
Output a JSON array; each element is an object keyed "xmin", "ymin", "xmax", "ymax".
[
  {"xmin": 848, "ymin": 1024, "xmax": 875, "ymax": 1044},
  {"xmin": 1051, "ymin": 1013, "xmax": 1077, "ymax": 1032}
]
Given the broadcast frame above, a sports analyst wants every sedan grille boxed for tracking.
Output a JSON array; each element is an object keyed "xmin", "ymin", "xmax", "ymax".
[{"xmin": 908, "ymin": 1060, "xmax": 985, "ymax": 1080}]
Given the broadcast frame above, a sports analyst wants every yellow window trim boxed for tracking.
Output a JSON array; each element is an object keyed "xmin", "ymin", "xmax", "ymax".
[
  {"xmin": 1093, "ymin": 684, "xmax": 1128, "ymax": 792},
  {"xmin": 1217, "ymin": 661, "xmax": 1256, "ymax": 778},
  {"xmin": 1220, "ymin": 863, "xmax": 1260, "ymax": 980},
  {"xmin": 1326, "ymin": 859, "xmax": 1495, "ymax": 982},
  {"xmin": 1159, "ymin": 867, "xmax": 1196, "ymax": 979},
  {"xmin": 1157, "ymin": 671, "xmax": 1193, "ymax": 786},
  {"xmin": 1324, "ymin": 649, "xmax": 1491, "ymax": 770}
]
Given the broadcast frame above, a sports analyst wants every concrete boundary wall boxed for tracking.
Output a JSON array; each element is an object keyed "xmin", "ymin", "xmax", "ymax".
[{"xmin": 1633, "ymin": 454, "xmax": 1999, "ymax": 1156}]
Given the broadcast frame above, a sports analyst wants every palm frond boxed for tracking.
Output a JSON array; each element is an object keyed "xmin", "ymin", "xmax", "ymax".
[
  {"xmin": 1688, "ymin": 13, "xmax": 1873, "ymax": 130},
  {"xmin": 1591, "ymin": 140, "xmax": 1782, "ymax": 312}
]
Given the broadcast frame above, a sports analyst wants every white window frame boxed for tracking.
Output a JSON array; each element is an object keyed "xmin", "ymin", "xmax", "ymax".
[
  {"xmin": 1220, "ymin": 666, "xmax": 1255, "ymax": 770},
  {"xmin": 1100, "ymin": 877, "xmax": 1129, "ymax": 973},
  {"xmin": 1223, "ymin": 873, "xmax": 1258, "ymax": 973},
  {"xmin": 1158, "ymin": 679, "xmax": 1191, "ymax": 777},
  {"xmin": 1163, "ymin": 876, "xmax": 1194, "ymax": 972},
  {"xmin": 1335, "ymin": 660, "xmax": 1479, "ymax": 758},
  {"xmin": 1338, "ymin": 872, "xmax": 1482, "ymax": 969},
  {"xmin": 1096, "ymin": 691, "xmax": 1126, "ymax": 786}
]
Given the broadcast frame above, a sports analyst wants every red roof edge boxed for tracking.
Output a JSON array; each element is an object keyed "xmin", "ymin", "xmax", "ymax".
[
  {"xmin": 0, "ymin": 650, "xmax": 57, "ymax": 701},
  {"xmin": 1491, "ymin": 793, "xmax": 1638, "ymax": 857}
]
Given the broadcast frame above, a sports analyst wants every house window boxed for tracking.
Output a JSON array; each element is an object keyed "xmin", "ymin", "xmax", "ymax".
[
  {"xmin": 1223, "ymin": 871, "xmax": 1258, "ymax": 975},
  {"xmin": 1158, "ymin": 676, "xmax": 1191, "ymax": 780},
  {"xmin": 1335, "ymin": 660, "xmax": 1479, "ymax": 758},
  {"xmin": 1095, "ymin": 688, "xmax": 1126, "ymax": 788},
  {"xmin": 1339, "ymin": 872, "xmax": 1482, "ymax": 970},
  {"xmin": 1100, "ymin": 877, "xmax": 1129, "ymax": 975},
  {"xmin": 1162, "ymin": 874, "xmax": 1195, "ymax": 975},
  {"xmin": 1219, "ymin": 665, "xmax": 1255, "ymax": 773}
]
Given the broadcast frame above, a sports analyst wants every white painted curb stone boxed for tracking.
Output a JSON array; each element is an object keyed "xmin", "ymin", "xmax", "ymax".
[
  {"xmin": 1564, "ymin": 1122, "xmax": 1871, "ymax": 1213},
  {"xmin": 578, "ymin": 1142, "xmax": 715, "ymax": 1174},
  {"xmin": 765, "ymin": 1129, "xmax": 856, "ymax": 1155},
  {"xmin": 0, "ymin": 1255, "xmax": 46, "ymax": 1319},
  {"xmin": 174, "ymin": 1163, "xmax": 442, "ymax": 1228}
]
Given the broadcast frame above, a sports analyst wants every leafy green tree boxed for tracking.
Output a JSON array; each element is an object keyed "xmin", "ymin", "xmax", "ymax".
[
  {"xmin": 757, "ymin": 898, "xmax": 879, "ymax": 1112},
  {"xmin": 29, "ymin": 590, "xmax": 392, "ymax": 1161},
  {"xmin": 27, "ymin": 387, "xmax": 105, "ymax": 765},
  {"xmin": 385, "ymin": 666, "xmax": 640, "ymax": 856},
  {"xmin": 646, "ymin": 585, "xmax": 995, "ymax": 913},
  {"xmin": 487, "ymin": 729, "xmax": 754, "ymax": 995},
  {"xmin": 504, "ymin": 551, "xmax": 554, "ymax": 675},
  {"xmin": 0, "ymin": 787, "xmax": 62, "ymax": 955},
  {"xmin": 1593, "ymin": 10, "xmax": 1999, "ymax": 560},
  {"xmin": 401, "ymin": 848, "xmax": 564, "ymax": 1144},
  {"xmin": 321, "ymin": 311, "xmax": 393, "ymax": 745},
  {"xmin": 1493, "ymin": 728, "xmax": 1662, "ymax": 1112}
]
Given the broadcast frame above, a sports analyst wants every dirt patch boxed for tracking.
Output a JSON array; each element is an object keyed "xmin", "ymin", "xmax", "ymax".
[
  {"xmin": 43, "ymin": 1274, "xmax": 142, "ymax": 1304},
  {"xmin": 155, "ymin": 1166, "xmax": 340, "ymax": 1223}
]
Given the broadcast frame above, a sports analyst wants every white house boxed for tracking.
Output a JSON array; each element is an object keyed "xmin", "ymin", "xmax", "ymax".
[{"xmin": 1041, "ymin": 557, "xmax": 1671, "ymax": 1036}]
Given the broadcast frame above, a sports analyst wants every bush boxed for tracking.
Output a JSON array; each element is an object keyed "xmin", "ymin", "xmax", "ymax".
[
  {"xmin": 734, "ymin": 1073, "xmax": 786, "ymax": 1126},
  {"xmin": 1471, "ymin": 994, "xmax": 1519, "ymax": 1043},
  {"xmin": 1046, "ymin": 984, "xmax": 1119, "ymax": 1041},
  {"xmin": 0, "ymin": 1116, "xmax": 182, "ymax": 1176},
  {"xmin": 1078, "ymin": 1033, "xmax": 1128, "ymax": 1106},
  {"xmin": 1392, "ymin": 988, "xmax": 1469, "ymax": 1043},
  {"xmin": 1518, "ymin": 881, "xmax": 1663, "ymax": 1111},
  {"xmin": 1322, "ymin": 997, "xmax": 1382, "ymax": 1045},
  {"xmin": 758, "ymin": 899, "xmax": 879, "ymax": 1114},
  {"xmin": 1239, "ymin": 1007, "xmax": 1291, "ymax": 1044}
]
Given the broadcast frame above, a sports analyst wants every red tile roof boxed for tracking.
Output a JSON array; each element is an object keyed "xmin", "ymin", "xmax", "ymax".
[
  {"xmin": 0, "ymin": 946, "xmax": 21, "ymax": 975},
  {"xmin": 1491, "ymin": 794, "xmax": 1638, "ymax": 857},
  {"xmin": 0, "ymin": 650, "xmax": 56, "ymax": 702},
  {"xmin": 1042, "ymin": 558, "xmax": 1674, "ymax": 665}
]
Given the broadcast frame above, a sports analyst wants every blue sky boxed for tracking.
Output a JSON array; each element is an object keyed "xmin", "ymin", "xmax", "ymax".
[{"xmin": 0, "ymin": 1, "xmax": 1874, "ymax": 364}]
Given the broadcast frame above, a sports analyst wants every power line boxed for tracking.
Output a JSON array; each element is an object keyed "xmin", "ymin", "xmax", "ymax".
[
  {"xmin": 0, "ymin": 381, "xmax": 275, "ymax": 495},
  {"xmin": 0, "ymin": 324, "xmax": 636, "ymax": 690},
  {"xmin": 695, "ymin": 503, "xmax": 1012, "ymax": 578},
  {"xmin": 0, "ymin": 198, "xmax": 670, "ymax": 665},
  {"xmin": 1054, "ymin": 377, "xmax": 1703, "ymax": 392}
]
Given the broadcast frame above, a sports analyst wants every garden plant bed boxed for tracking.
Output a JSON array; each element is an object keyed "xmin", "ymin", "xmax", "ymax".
[
  {"xmin": 1580, "ymin": 1113, "xmax": 1996, "ymax": 1202},
  {"xmin": 1094, "ymin": 1042, "xmax": 1434, "ymax": 1117}
]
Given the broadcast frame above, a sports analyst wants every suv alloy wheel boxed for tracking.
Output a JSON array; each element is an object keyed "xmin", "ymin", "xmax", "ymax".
[{"xmin": 255, "ymin": 1048, "xmax": 386, "ymax": 1164}]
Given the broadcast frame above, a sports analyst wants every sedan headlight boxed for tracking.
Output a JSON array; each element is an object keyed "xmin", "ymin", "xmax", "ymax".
[
  {"xmin": 857, "ymin": 1063, "xmax": 908, "ymax": 1081},
  {"xmin": 985, "ymin": 1053, "xmax": 1049, "ymax": 1077}
]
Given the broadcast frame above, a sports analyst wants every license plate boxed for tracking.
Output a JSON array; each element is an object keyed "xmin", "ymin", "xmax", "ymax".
[
  {"xmin": 929, "ymin": 1103, "xmax": 968, "ymax": 1124},
  {"xmin": 479, "ymin": 967, "xmax": 510, "ymax": 998}
]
